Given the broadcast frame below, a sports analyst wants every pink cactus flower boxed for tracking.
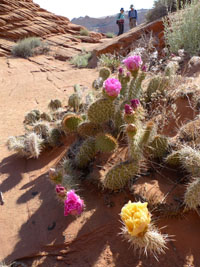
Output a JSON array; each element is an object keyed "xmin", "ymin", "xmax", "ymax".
[
  {"xmin": 56, "ymin": 184, "xmax": 66, "ymax": 197},
  {"xmin": 64, "ymin": 190, "xmax": 84, "ymax": 216},
  {"xmin": 123, "ymin": 55, "xmax": 143, "ymax": 71},
  {"xmin": 103, "ymin": 78, "xmax": 121, "ymax": 97},
  {"xmin": 124, "ymin": 104, "xmax": 133, "ymax": 114},
  {"xmin": 131, "ymin": 99, "xmax": 140, "ymax": 109}
]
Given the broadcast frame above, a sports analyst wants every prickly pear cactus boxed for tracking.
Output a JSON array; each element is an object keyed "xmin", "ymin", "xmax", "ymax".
[
  {"xmin": 103, "ymin": 160, "xmax": 139, "ymax": 190},
  {"xmin": 77, "ymin": 122, "xmax": 102, "ymax": 138},
  {"xmin": 184, "ymin": 178, "xmax": 200, "ymax": 210},
  {"xmin": 75, "ymin": 137, "xmax": 96, "ymax": 169},
  {"xmin": 62, "ymin": 114, "xmax": 83, "ymax": 133},
  {"xmin": 32, "ymin": 122, "xmax": 51, "ymax": 139},
  {"xmin": 95, "ymin": 133, "xmax": 118, "ymax": 153},
  {"xmin": 148, "ymin": 135, "xmax": 169, "ymax": 159},
  {"xmin": 40, "ymin": 112, "xmax": 52, "ymax": 122},
  {"xmin": 48, "ymin": 99, "xmax": 62, "ymax": 111},
  {"xmin": 99, "ymin": 67, "xmax": 111, "ymax": 81},
  {"xmin": 48, "ymin": 128, "xmax": 62, "ymax": 146},
  {"xmin": 88, "ymin": 98, "xmax": 115, "ymax": 124},
  {"xmin": 24, "ymin": 110, "xmax": 40, "ymax": 125},
  {"xmin": 68, "ymin": 93, "xmax": 81, "ymax": 111},
  {"xmin": 92, "ymin": 77, "xmax": 104, "ymax": 90},
  {"xmin": 165, "ymin": 150, "xmax": 181, "ymax": 166},
  {"xmin": 145, "ymin": 76, "xmax": 170, "ymax": 102},
  {"xmin": 128, "ymin": 72, "xmax": 146, "ymax": 100}
]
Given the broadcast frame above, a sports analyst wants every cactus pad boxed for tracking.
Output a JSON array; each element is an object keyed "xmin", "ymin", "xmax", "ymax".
[
  {"xmin": 88, "ymin": 98, "xmax": 115, "ymax": 124},
  {"xmin": 103, "ymin": 160, "xmax": 139, "ymax": 190},
  {"xmin": 95, "ymin": 133, "xmax": 118, "ymax": 153},
  {"xmin": 62, "ymin": 114, "xmax": 82, "ymax": 133}
]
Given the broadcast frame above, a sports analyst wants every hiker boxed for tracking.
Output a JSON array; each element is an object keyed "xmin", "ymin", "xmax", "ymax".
[
  {"xmin": 128, "ymin": 4, "xmax": 137, "ymax": 29},
  {"xmin": 116, "ymin": 8, "xmax": 125, "ymax": 36}
]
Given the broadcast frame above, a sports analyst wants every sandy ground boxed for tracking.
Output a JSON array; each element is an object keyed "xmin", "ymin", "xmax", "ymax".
[{"xmin": 0, "ymin": 54, "xmax": 200, "ymax": 267}]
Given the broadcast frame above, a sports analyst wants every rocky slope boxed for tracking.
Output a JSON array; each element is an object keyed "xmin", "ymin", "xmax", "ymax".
[
  {"xmin": 0, "ymin": 0, "xmax": 103, "ymax": 57},
  {"xmin": 71, "ymin": 9, "xmax": 149, "ymax": 34}
]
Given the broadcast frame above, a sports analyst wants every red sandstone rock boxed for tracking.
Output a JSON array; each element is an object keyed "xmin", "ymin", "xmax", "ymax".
[
  {"xmin": 88, "ymin": 19, "xmax": 165, "ymax": 67},
  {"xmin": 0, "ymin": 0, "xmax": 102, "ymax": 57}
]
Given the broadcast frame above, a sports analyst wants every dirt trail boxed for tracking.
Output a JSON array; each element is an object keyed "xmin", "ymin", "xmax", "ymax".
[{"xmin": 0, "ymin": 54, "xmax": 200, "ymax": 267}]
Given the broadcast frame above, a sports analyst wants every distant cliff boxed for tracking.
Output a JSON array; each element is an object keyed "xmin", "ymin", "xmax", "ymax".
[{"xmin": 71, "ymin": 9, "xmax": 149, "ymax": 34}]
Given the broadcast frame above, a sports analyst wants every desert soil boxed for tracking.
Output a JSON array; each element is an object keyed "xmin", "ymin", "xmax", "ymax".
[{"xmin": 0, "ymin": 52, "xmax": 200, "ymax": 267}]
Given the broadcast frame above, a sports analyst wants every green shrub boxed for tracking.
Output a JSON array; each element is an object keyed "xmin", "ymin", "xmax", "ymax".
[
  {"xmin": 70, "ymin": 52, "xmax": 92, "ymax": 68},
  {"xmin": 105, "ymin": 32, "xmax": 116, "ymax": 38},
  {"xmin": 11, "ymin": 37, "xmax": 49, "ymax": 58},
  {"xmin": 97, "ymin": 53, "xmax": 121, "ymax": 72},
  {"xmin": 164, "ymin": 0, "xmax": 200, "ymax": 55},
  {"xmin": 79, "ymin": 29, "xmax": 89, "ymax": 36},
  {"xmin": 146, "ymin": 0, "xmax": 176, "ymax": 22}
]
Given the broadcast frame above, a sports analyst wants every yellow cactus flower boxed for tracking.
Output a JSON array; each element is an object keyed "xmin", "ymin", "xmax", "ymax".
[{"xmin": 120, "ymin": 201, "xmax": 151, "ymax": 237}]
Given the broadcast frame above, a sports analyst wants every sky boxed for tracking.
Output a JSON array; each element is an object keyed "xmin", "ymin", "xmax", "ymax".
[{"xmin": 34, "ymin": 0, "xmax": 154, "ymax": 20}]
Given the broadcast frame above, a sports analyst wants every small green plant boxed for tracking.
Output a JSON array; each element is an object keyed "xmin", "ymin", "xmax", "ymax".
[
  {"xmin": 146, "ymin": 0, "xmax": 176, "ymax": 22},
  {"xmin": 70, "ymin": 52, "xmax": 91, "ymax": 68},
  {"xmin": 106, "ymin": 32, "xmax": 115, "ymax": 38},
  {"xmin": 164, "ymin": 0, "xmax": 200, "ymax": 55},
  {"xmin": 79, "ymin": 29, "xmax": 89, "ymax": 36},
  {"xmin": 98, "ymin": 53, "xmax": 121, "ymax": 72},
  {"xmin": 11, "ymin": 37, "xmax": 48, "ymax": 58}
]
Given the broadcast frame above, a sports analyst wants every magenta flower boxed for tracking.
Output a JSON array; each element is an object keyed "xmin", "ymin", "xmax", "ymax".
[
  {"xmin": 56, "ymin": 184, "xmax": 66, "ymax": 197},
  {"xmin": 118, "ymin": 67, "xmax": 124, "ymax": 75},
  {"xmin": 123, "ymin": 55, "xmax": 143, "ymax": 71},
  {"xmin": 124, "ymin": 104, "xmax": 133, "ymax": 114},
  {"xmin": 64, "ymin": 190, "xmax": 84, "ymax": 216},
  {"xmin": 142, "ymin": 65, "xmax": 147, "ymax": 72},
  {"xmin": 56, "ymin": 184, "xmax": 65, "ymax": 193},
  {"xmin": 103, "ymin": 78, "xmax": 121, "ymax": 97},
  {"xmin": 131, "ymin": 99, "xmax": 140, "ymax": 109},
  {"xmin": 126, "ymin": 72, "xmax": 131, "ymax": 77}
]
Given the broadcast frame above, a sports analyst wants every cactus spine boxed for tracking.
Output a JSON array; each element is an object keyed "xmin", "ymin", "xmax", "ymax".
[
  {"xmin": 184, "ymin": 178, "xmax": 200, "ymax": 211},
  {"xmin": 88, "ymin": 98, "xmax": 115, "ymax": 124},
  {"xmin": 121, "ymin": 223, "xmax": 169, "ymax": 258},
  {"xmin": 77, "ymin": 122, "xmax": 102, "ymax": 138},
  {"xmin": 48, "ymin": 99, "xmax": 62, "ymax": 111},
  {"xmin": 148, "ymin": 135, "xmax": 169, "ymax": 160},
  {"xmin": 75, "ymin": 138, "xmax": 96, "ymax": 168},
  {"xmin": 128, "ymin": 72, "xmax": 145, "ymax": 100},
  {"xmin": 103, "ymin": 160, "xmax": 139, "ymax": 190},
  {"xmin": 62, "ymin": 114, "xmax": 83, "ymax": 133},
  {"xmin": 95, "ymin": 133, "xmax": 118, "ymax": 153}
]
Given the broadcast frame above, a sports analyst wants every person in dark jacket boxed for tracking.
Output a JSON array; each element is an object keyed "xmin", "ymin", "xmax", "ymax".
[
  {"xmin": 128, "ymin": 4, "xmax": 137, "ymax": 29},
  {"xmin": 116, "ymin": 8, "xmax": 125, "ymax": 36}
]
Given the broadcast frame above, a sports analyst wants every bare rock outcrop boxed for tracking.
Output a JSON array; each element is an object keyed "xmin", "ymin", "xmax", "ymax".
[{"xmin": 0, "ymin": 0, "xmax": 102, "ymax": 57}]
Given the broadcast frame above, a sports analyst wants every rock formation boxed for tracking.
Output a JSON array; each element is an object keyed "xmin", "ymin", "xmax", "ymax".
[
  {"xmin": 88, "ymin": 19, "xmax": 165, "ymax": 68},
  {"xmin": 0, "ymin": 0, "xmax": 102, "ymax": 57}
]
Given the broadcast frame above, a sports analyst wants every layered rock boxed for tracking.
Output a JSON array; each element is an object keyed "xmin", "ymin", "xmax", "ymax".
[{"xmin": 0, "ymin": 0, "xmax": 102, "ymax": 57}]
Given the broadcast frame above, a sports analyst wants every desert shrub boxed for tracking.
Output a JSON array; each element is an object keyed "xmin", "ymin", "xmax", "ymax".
[
  {"xmin": 164, "ymin": 0, "xmax": 200, "ymax": 55},
  {"xmin": 97, "ymin": 53, "xmax": 121, "ymax": 72},
  {"xmin": 70, "ymin": 52, "xmax": 92, "ymax": 68},
  {"xmin": 79, "ymin": 29, "xmax": 89, "ymax": 36},
  {"xmin": 146, "ymin": 0, "xmax": 176, "ymax": 22},
  {"xmin": 105, "ymin": 32, "xmax": 116, "ymax": 38},
  {"xmin": 12, "ymin": 37, "xmax": 49, "ymax": 58}
]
